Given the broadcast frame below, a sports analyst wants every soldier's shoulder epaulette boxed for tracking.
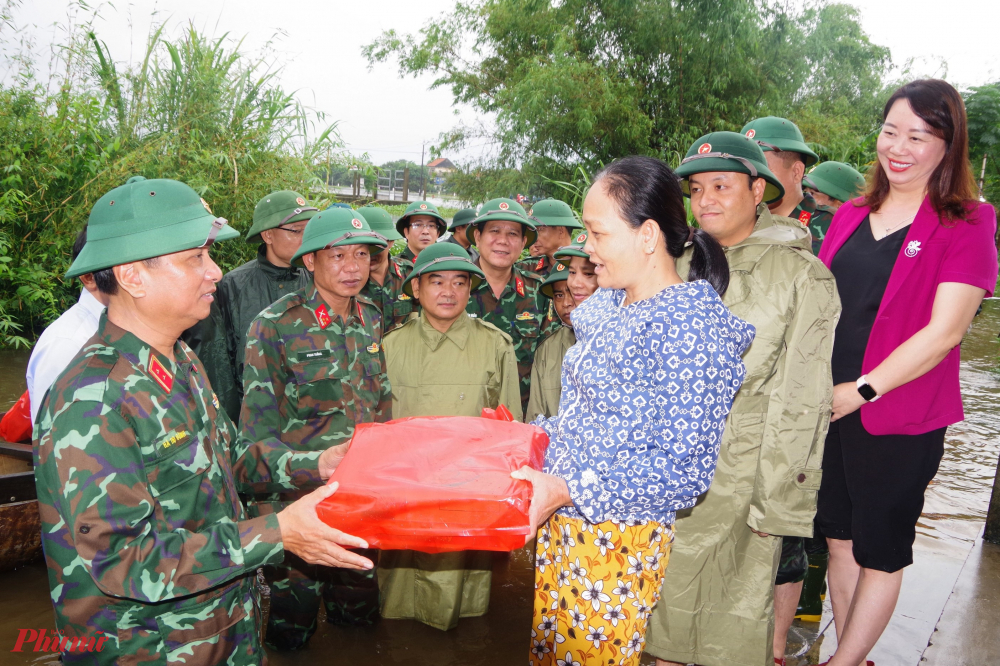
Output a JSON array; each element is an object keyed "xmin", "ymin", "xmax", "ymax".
[
  {"xmin": 473, "ymin": 318, "xmax": 515, "ymax": 346},
  {"xmin": 56, "ymin": 343, "xmax": 120, "ymax": 405},
  {"xmin": 384, "ymin": 316, "xmax": 418, "ymax": 341}
]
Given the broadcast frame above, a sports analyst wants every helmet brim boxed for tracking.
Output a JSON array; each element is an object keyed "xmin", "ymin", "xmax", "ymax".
[
  {"xmin": 291, "ymin": 231, "xmax": 388, "ymax": 268},
  {"xmin": 676, "ymin": 157, "xmax": 785, "ymax": 204}
]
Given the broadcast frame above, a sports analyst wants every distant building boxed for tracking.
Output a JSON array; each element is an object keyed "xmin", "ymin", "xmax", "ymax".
[{"xmin": 427, "ymin": 158, "xmax": 457, "ymax": 176}]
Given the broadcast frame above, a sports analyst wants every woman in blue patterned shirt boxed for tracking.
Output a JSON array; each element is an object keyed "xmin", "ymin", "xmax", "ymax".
[{"xmin": 514, "ymin": 157, "xmax": 755, "ymax": 666}]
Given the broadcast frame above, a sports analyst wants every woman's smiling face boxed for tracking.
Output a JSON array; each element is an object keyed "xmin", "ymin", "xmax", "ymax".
[{"xmin": 876, "ymin": 98, "xmax": 948, "ymax": 194}]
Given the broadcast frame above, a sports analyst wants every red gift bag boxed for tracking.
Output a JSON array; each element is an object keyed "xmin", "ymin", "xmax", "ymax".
[{"xmin": 316, "ymin": 412, "xmax": 549, "ymax": 554}]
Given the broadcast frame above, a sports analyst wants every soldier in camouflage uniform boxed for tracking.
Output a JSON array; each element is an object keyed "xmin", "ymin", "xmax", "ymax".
[
  {"xmin": 358, "ymin": 205, "xmax": 416, "ymax": 328},
  {"xmin": 515, "ymin": 198, "xmax": 583, "ymax": 276},
  {"xmin": 443, "ymin": 207, "xmax": 480, "ymax": 263},
  {"xmin": 34, "ymin": 176, "xmax": 372, "ymax": 666},
  {"xmin": 239, "ymin": 207, "xmax": 392, "ymax": 649},
  {"xmin": 392, "ymin": 200, "xmax": 447, "ymax": 276},
  {"xmin": 741, "ymin": 117, "xmax": 834, "ymax": 257},
  {"xmin": 465, "ymin": 198, "xmax": 557, "ymax": 414}
]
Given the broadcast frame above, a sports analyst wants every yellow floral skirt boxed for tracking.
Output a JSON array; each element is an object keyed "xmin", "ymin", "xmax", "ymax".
[{"xmin": 530, "ymin": 512, "xmax": 673, "ymax": 666}]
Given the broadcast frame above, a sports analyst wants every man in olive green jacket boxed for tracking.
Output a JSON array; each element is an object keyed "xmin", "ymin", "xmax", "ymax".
[
  {"xmin": 647, "ymin": 132, "xmax": 840, "ymax": 666},
  {"xmin": 378, "ymin": 243, "xmax": 521, "ymax": 631}
]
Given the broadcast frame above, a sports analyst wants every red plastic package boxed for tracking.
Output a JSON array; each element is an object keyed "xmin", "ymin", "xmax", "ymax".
[
  {"xmin": 316, "ymin": 413, "xmax": 549, "ymax": 554},
  {"xmin": 0, "ymin": 390, "xmax": 32, "ymax": 444}
]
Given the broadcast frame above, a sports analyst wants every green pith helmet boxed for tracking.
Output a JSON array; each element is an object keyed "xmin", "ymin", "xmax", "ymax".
[
  {"xmin": 804, "ymin": 161, "xmax": 866, "ymax": 203},
  {"xmin": 465, "ymin": 198, "xmax": 538, "ymax": 247},
  {"xmin": 674, "ymin": 132, "xmax": 786, "ymax": 204},
  {"xmin": 448, "ymin": 207, "xmax": 477, "ymax": 231},
  {"xmin": 740, "ymin": 116, "xmax": 819, "ymax": 167},
  {"xmin": 357, "ymin": 205, "xmax": 403, "ymax": 242},
  {"xmin": 526, "ymin": 198, "xmax": 583, "ymax": 229},
  {"xmin": 66, "ymin": 176, "xmax": 239, "ymax": 278},
  {"xmin": 401, "ymin": 241, "xmax": 486, "ymax": 297},
  {"xmin": 395, "ymin": 200, "xmax": 447, "ymax": 236},
  {"xmin": 291, "ymin": 208, "xmax": 388, "ymax": 268},
  {"xmin": 539, "ymin": 261, "xmax": 570, "ymax": 298},
  {"xmin": 554, "ymin": 229, "xmax": 592, "ymax": 266},
  {"xmin": 245, "ymin": 190, "xmax": 318, "ymax": 244}
]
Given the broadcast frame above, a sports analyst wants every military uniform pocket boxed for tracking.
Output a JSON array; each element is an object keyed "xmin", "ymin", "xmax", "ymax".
[
  {"xmin": 291, "ymin": 360, "xmax": 348, "ymax": 418},
  {"xmin": 144, "ymin": 431, "xmax": 212, "ymax": 498},
  {"xmin": 155, "ymin": 581, "xmax": 251, "ymax": 665}
]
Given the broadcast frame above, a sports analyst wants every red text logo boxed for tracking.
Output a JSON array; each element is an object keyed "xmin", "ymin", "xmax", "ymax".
[{"xmin": 11, "ymin": 629, "xmax": 109, "ymax": 653}]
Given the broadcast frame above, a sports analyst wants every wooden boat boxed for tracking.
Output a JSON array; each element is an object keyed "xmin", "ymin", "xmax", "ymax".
[{"xmin": 0, "ymin": 446, "xmax": 42, "ymax": 572}]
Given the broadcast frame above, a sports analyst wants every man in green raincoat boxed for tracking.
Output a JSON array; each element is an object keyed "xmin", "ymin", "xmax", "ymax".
[
  {"xmin": 741, "ymin": 116, "xmax": 834, "ymax": 258},
  {"xmin": 184, "ymin": 190, "xmax": 315, "ymax": 423},
  {"xmin": 515, "ymin": 198, "xmax": 583, "ymax": 276},
  {"xmin": 525, "ymin": 230, "xmax": 597, "ymax": 421},
  {"xmin": 378, "ymin": 242, "xmax": 521, "ymax": 630},
  {"xmin": 358, "ymin": 205, "xmax": 415, "ymax": 328},
  {"xmin": 239, "ymin": 208, "xmax": 392, "ymax": 649},
  {"xmin": 646, "ymin": 132, "xmax": 840, "ymax": 666}
]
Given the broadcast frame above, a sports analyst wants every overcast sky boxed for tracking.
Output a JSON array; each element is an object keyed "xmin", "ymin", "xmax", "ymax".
[{"xmin": 8, "ymin": 0, "xmax": 1000, "ymax": 166}]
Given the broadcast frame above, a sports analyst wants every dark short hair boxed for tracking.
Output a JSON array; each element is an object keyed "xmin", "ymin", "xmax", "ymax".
[
  {"xmin": 72, "ymin": 227, "xmax": 87, "ymax": 261},
  {"xmin": 93, "ymin": 257, "xmax": 160, "ymax": 296}
]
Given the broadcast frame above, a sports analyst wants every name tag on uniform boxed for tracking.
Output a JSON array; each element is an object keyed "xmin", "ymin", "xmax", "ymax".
[
  {"xmin": 298, "ymin": 349, "xmax": 333, "ymax": 362},
  {"xmin": 158, "ymin": 430, "xmax": 190, "ymax": 455}
]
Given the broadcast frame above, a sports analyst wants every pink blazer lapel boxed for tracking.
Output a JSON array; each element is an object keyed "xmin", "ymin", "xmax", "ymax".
[{"xmin": 876, "ymin": 196, "xmax": 940, "ymax": 316}]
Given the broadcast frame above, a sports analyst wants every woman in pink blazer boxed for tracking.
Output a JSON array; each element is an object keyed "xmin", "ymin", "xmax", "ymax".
[{"xmin": 814, "ymin": 79, "xmax": 998, "ymax": 666}]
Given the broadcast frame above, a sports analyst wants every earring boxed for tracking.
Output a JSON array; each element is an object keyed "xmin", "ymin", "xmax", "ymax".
[{"xmin": 646, "ymin": 247, "xmax": 654, "ymax": 254}]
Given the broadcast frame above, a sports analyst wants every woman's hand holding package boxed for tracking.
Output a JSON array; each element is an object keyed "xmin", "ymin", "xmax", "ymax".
[{"xmin": 511, "ymin": 465, "xmax": 572, "ymax": 545}]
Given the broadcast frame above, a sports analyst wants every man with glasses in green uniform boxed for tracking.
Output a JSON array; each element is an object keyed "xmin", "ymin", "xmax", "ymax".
[{"xmin": 393, "ymin": 200, "xmax": 448, "ymax": 277}]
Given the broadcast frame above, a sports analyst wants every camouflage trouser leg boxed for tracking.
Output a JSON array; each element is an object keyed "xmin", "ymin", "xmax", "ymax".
[
  {"xmin": 264, "ymin": 561, "xmax": 324, "ymax": 651},
  {"xmin": 322, "ymin": 549, "xmax": 381, "ymax": 627}
]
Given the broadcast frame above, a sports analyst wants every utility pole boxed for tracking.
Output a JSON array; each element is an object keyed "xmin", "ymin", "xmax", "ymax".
[
  {"xmin": 420, "ymin": 141, "xmax": 426, "ymax": 200},
  {"xmin": 979, "ymin": 152, "xmax": 988, "ymax": 202}
]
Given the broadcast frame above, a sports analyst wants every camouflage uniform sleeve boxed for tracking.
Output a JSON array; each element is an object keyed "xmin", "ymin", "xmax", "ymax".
[
  {"xmin": 40, "ymin": 401, "xmax": 284, "ymax": 602},
  {"xmin": 748, "ymin": 263, "xmax": 841, "ymax": 537},
  {"xmin": 235, "ymin": 316, "xmax": 322, "ymax": 492},
  {"xmin": 499, "ymin": 337, "xmax": 524, "ymax": 422}
]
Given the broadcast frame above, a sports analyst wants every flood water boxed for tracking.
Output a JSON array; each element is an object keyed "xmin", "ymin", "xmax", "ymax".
[{"xmin": 1, "ymin": 301, "xmax": 999, "ymax": 665}]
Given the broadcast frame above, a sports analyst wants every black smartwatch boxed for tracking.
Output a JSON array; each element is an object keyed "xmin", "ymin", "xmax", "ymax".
[{"xmin": 856, "ymin": 376, "xmax": 880, "ymax": 402}]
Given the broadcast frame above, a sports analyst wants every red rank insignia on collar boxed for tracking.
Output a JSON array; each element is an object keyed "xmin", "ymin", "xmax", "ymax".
[
  {"xmin": 356, "ymin": 301, "xmax": 366, "ymax": 328},
  {"xmin": 798, "ymin": 210, "xmax": 812, "ymax": 225},
  {"xmin": 149, "ymin": 357, "xmax": 174, "ymax": 393},
  {"xmin": 535, "ymin": 258, "xmax": 544, "ymax": 271},
  {"xmin": 393, "ymin": 262, "xmax": 402, "ymax": 278},
  {"xmin": 315, "ymin": 304, "xmax": 332, "ymax": 329},
  {"xmin": 515, "ymin": 275, "xmax": 525, "ymax": 297}
]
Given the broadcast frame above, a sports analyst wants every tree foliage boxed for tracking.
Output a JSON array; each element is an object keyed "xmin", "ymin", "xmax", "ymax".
[
  {"xmin": 0, "ymin": 13, "xmax": 340, "ymax": 345},
  {"xmin": 364, "ymin": 0, "xmax": 893, "ymax": 201},
  {"xmin": 965, "ymin": 82, "xmax": 1000, "ymax": 204}
]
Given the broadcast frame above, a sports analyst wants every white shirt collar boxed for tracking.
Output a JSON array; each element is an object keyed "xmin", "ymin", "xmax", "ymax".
[{"xmin": 78, "ymin": 289, "xmax": 107, "ymax": 320}]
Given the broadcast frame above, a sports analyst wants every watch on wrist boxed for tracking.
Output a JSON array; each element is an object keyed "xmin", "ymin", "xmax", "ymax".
[{"xmin": 856, "ymin": 376, "xmax": 880, "ymax": 402}]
